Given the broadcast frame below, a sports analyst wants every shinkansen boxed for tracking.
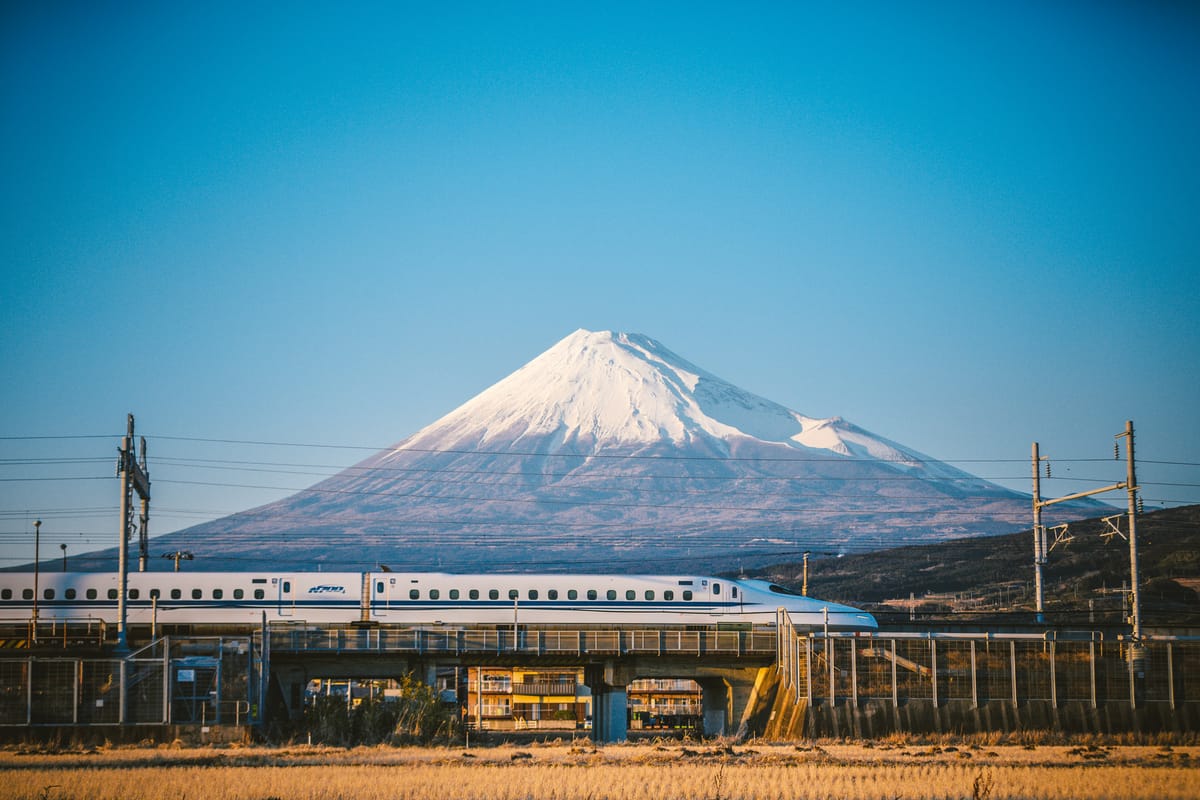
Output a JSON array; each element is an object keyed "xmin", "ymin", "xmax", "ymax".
[{"xmin": 0, "ymin": 571, "xmax": 877, "ymax": 631}]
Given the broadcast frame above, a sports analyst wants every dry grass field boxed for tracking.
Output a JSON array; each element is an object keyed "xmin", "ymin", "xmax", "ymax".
[{"xmin": 0, "ymin": 739, "xmax": 1196, "ymax": 800}]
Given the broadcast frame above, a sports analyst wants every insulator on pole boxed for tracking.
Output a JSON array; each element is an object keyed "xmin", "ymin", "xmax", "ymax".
[
  {"xmin": 1045, "ymin": 462, "xmax": 1051, "ymax": 478},
  {"xmin": 1114, "ymin": 442, "xmax": 1120, "ymax": 460}
]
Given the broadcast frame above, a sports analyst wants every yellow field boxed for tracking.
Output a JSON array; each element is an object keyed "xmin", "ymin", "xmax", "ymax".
[{"xmin": 1, "ymin": 741, "xmax": 1196, "ymax": 800}]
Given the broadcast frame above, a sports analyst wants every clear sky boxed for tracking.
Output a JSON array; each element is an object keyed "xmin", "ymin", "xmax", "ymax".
[{"xmin": 2, "ymin": 2, "xmax": 1198, "ymax": 568}]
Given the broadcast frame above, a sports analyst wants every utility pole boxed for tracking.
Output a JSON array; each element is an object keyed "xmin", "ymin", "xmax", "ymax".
[
  {"xmin": 162, "ymin": 550, "xmax": 193, "ymax": 572},
  {"xmin": 32, "ymin": 519, "xmax": 41, "ymax": 645},
  {"xmin": 1119, "ymin": 420, "xmax": 1141, "ymax": 641},
  {"xmin": 117, "ymin": 414, "xmax": 151, "ymax": 650},
  {"xmin": 1031, "ymin": 420, "xmax": 1141, "ymax": 639},
  {"xmin": 801, "ymin": 551, "xmax": 810, "ymax": 597},
  {"xmin": 1031, "ymin": 443, "xmax": 1047, "ymax": 623}
]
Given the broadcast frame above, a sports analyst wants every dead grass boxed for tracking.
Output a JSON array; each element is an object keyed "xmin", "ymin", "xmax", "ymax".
[{"xmin": 0, "ymin": 740, "xmax": 1196, "ymax": 800}]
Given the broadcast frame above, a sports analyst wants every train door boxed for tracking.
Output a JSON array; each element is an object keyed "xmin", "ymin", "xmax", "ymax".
[
  {"xmin": 372, "ymin": 575, "xmax": 396, "ymax": 618},
  {"xmin": 276, "ymin": 577, "xmax": 295, "ymax": 617},
  {"xmin": 704, "ymin": 580, "xmax": 726, "ymax": 616}
]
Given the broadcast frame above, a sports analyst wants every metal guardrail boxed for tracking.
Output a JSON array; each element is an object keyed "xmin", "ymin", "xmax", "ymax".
[{"xmin": 264, "ymin": 623, "xmax": 778, "ymax": 657}]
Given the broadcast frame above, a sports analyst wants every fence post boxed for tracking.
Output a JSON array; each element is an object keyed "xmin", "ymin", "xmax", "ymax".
[
  {"xmin": 891, "ymin": 639, "xmax": 898, "ymax": 709},
  {"xmin": 970, "ymin": 641, "xmax": 978, "ymax": 709},
  {"xmin": 828, "ymin": 636, "xmax": 836, "ymax": 705},
  {"xmin": 805, "ymin": 636, "xmax": 813, "ymax": 705},
  {"xmin": 1168, "ymin": 642, "xmax": 1175, "ymax": 711},
  {"xmin": 1050, "ymin": 641, "xmax": 1057, "ymax": 709},
  {"xmin": 1010, "ymin": 641, "xmax": 1018, "ymax": 709},
  {"xmin": 74, "ymin": 659, "xmax": 80, "ymax": 724},
  {"xmin": 931, "ymin": 639, "xmax": 938, "ymax": 709},
  {"xmin": 1089, "ymin": 641, "xmax": 1097, "ymax": 709},
  {"xmin": 851, "ymin": 638, "xmax": 858, "ymax": 708}
]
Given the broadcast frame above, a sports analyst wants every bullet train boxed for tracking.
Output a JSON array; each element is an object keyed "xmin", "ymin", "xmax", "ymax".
[{"xmin": 0, "ymin": 571, "xmax": 877, "ymax": 631}]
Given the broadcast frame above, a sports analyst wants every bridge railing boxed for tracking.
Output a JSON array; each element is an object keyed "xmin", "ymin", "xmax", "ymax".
[{"xmin": 264, "ymin": 623, "xmax": 778, "ymax": 657}]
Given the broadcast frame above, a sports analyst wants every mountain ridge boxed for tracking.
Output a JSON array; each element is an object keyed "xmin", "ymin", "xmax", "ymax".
[{"xmin": 64, "ymin": 329, "xmax": 1110, "ymax": 573}]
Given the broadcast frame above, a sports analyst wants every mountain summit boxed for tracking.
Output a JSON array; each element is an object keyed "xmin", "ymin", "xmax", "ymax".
[{"xmin": 110, "ymin": 329, "xmax": 1102, "ymax": 572}]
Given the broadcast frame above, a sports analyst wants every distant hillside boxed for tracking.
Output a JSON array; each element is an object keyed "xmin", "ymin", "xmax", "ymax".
[{"xmin": 749, "ymin": 504, "xmax": 1200, "ymax": 628}]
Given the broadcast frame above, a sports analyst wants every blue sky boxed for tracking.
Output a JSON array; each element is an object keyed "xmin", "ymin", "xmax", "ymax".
[{"xmin": 2, "ymin": 1, "xmax": 1198, "ymax": 567}]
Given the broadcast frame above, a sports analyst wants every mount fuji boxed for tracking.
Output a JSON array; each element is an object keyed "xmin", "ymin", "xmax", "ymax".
[{"xmin": 111, "ymin": 329, "xmax": 1105, "ymax": 572}]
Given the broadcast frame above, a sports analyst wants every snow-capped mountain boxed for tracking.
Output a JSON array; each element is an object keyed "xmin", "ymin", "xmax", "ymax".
[{"xmin": 90, "ymin": 329, "xmax": 1105, "ymax": 572}]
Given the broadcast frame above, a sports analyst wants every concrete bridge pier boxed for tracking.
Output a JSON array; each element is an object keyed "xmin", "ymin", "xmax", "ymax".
[
  {"xmin": 695, "ymin": 667, "xmax": 765, "ymax": 739},
  {"xmin": 586, "ymin": 661, "xmax": 632, "ymax": 743}
]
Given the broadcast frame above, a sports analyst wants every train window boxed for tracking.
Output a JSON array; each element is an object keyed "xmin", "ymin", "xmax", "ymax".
[
  {"xmin": 606, "ymin": 590, "xmax": 617, "ymax": 600},
  {"xmin": 233, "ymin": 589, "xmax": 243, "ymax": 600},
  {"xmin": 644, "ymin": 590, "xmax": 655, "ymax": 601},
  {"xmin": 489, "ymin": 589, "xmax": 499, "ymax": 600},
  {"xmin": 548, "ymin": 589, "xmax": 558, "ymax": 600},
  {"xmin": 192, "ymin": 589, "xmax": 202, "ymax": 599},
  {"xmin": 410, "ymin": 589, "xmax": 420, "ymax": 600},
  {"xmin": 731, "ymin": 586, "xmax": 738, "ymax": 598},
  {"xmin": 449, "ymin": 589, "xmax": 460, "ymax": 600},
  {"xmin": 87, "ymin": 589, "xmax": 97, "ymax": 600},
  {"xmin": 682, "ymin": 590, "xmax": 693, "ymax": 601},
  {"xmin": 108, "ymin": 589, "xmax": 118, "ymax": 600},
  {"xmin": 567, "ymin": 589, "xmax": 578, "ymax": 600},
  {"xmin": 282, "ymin": 581, "xmax": 291, "ymax": 593},
  {"xmin": 469, "ymin": 589, "xmax": 479, "ymax": 600},
  {"xmin": 151, "ymin": 589, "xmax": 161, "ymax": 599},
  {"xmin": 0, "ymin": 589, "xmax": 9, "ymax": 600},
  {"xmin": 587, "ymin": 590, "xmax": 597, "ymax": 600},
  {"xmin": 254, "ymin": 589, "xmax": 265, "ymax": 600},
  {"xmin": 22, "ymin": 589, "xmax": 33, "ymax": 600},
  {"xmin": 429, "ymin": 589, "xmax": 440, "ymax": 600},
  {"xmin": 528, "ymin": 589, "xmax": 538, "ymax": 600},
  {"xmin": 712, "ymin": 583, "xmax": 721, "ymax": 595},
  {"xmin": 376, "ymin": 582, "xmax": 384, "ymax": 593},
  {"xmin": 664, "ymin": 590, "xmax": 674, "ymax": 601},
  {"xmin": 128, "ymin": 589, "xmax": 139, "ymax": 600},
  {"xmin": 625, "ymin": 590, "xmax": 635, "ymax": 600},
  {"xmin": 508, "ymin": 589, "xmax": 519, "ymax": 600},
  {"xmin": 213, "ymin": 589, "xmax": 223, "ymax": 600},
  {"xmin": 171, "ymin": 589, "xmax": 182, "ymax": 600},
  {"xmin": 44, "ymin": 589, "xmax": 55, "ymax": 600}
]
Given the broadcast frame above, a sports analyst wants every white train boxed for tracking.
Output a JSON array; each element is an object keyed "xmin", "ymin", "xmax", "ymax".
[{"xmin": 0, "ymin": 571, "xmax": 877, "ymax": 631}]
